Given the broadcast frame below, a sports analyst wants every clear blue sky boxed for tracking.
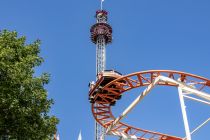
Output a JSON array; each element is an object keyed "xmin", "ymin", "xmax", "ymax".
[{"xmin": 1, "ymin": 0, "xmax": 210, "ymax": 139}]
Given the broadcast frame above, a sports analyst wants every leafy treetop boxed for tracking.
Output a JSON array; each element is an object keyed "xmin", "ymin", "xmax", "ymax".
[{"xmin": 0, "ymin": 30, "xmax": 59, "ymax": 140}]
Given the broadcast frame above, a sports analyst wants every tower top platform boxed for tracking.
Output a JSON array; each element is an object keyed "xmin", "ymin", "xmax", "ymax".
[{"xmin": 90, "ymin": 10, "xmax": 112, "ymax": 45}]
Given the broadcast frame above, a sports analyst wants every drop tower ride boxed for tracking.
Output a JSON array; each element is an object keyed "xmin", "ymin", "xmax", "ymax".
[
  {"xmin": 90, "ymin": 10, "xmax": 112, "ymax": 140},
  {"xmin": 88, "ymin": 2, "xmax": 210, "ymax": 140}
]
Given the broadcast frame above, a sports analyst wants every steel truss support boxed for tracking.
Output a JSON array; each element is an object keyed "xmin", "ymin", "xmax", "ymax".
[
  {"xmin": 96, "ymin": 35, "xmax": 106, "ymax": 74},
  {"xmin": 106, "ymin": 76, "xmax": 161, "ymax": 134},
  {"xmin": 178, "ymin": 87, "xmax": 191, "ymax": 140},
  {"xmin": 106, "ymin": 75, "xmax": 210, "ymax": 140}
]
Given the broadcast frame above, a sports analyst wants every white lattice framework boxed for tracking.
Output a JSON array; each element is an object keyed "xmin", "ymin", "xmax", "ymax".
[{"xmin": 94, "ymin": 11, "xmax": 108, "ymax": 140}]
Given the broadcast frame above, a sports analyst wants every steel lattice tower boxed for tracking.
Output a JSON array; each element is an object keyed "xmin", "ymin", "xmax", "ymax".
[{"xmin": 90, "ymin": 10, "xmax": 112, "ymax": 140}]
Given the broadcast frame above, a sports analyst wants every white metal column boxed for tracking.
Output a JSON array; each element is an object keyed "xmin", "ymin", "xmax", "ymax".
[
  {"xmin": 96, "ymin": 35, "xmax": 106, "ymax": 140},
  {"xmin": 96, "ymin": 36, "xmax": 106, "ymax": 74},
  {"xmin": 178, "ymin": 87, "xmax": 191, "ymax": 140}
]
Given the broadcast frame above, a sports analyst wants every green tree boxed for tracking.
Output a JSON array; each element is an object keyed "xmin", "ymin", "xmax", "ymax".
[{"xmin": 0, "ymin": 30, "xmax": 59, "ymax": 140}]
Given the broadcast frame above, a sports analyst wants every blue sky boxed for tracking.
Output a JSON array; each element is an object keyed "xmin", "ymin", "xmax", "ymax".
[{"xmin": 1, "ymin": 0, "xmax": 210, "ymax": 139}]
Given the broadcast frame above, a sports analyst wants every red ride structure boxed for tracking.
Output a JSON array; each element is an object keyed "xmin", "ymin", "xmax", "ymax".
[{"xmin": 89, "ymin": 7, "xmax": 210, "ymax": 140}]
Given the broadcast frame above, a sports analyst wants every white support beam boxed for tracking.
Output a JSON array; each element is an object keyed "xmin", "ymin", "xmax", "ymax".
[
  {"xmin": 190, "ymin": 118, "xmax": 210, "ymax": 135},
  {"xmin": 182, "ymin": 86, "xmax": 210, "ymax": 101},
  {"xmin": 158, "ymin": 76, "xmax": 210, "ymax": 101},
  {"xmin": 106, "ymin": 76, "xmax": 161, "ymax": 134},
  {"xmin": 178, "ymin": 87, "xmax": 191, "ymax": 140},
  {"xmin": 183, "ymin": 118, "xmax": 210, "ymax": 140},
  {"xmin": 183, "ymin": 95, "xmax": 210, "ymax": 106}
]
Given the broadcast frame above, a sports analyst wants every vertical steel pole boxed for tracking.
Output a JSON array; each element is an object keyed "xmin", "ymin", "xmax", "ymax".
[
  {"xmin": 178, "ymin": 87, "xmax": 191, "ymax": 140},
  {"xmin": 95, "ymin": 29, "xmax": 106, "ymax": 140},
  {"xmin": 91, "ymin": 10, "xmax": 112, "ymax": 140}
]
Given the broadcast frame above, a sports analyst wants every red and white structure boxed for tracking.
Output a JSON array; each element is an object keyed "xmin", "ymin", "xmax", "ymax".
[
  {"xmin": 89, "ymin": 3, "xmax": 210, "ymax": 140},
  {"xmin": 90, "ymin": 9, "xmax": 112, "ymax": 140}
]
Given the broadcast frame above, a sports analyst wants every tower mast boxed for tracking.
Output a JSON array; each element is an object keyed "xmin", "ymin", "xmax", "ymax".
[{"xmin": 90, "ymin": 10, "xmax": 112, "ymax": 140}]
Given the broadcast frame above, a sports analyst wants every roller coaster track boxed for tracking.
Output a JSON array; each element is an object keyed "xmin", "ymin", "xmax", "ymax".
[{"xmin": 89, "ymin": 70, "xmax": 210, "ymax": 140}]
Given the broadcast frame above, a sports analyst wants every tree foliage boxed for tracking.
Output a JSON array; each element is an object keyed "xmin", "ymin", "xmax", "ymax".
[{"xmin": 0, "ymin": 30, "xmax": 59, "ymax": 140}]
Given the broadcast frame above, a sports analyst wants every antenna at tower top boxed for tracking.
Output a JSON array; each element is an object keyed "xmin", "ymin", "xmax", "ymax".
[{"xmin": 101, "ymin": 0, "xmax": 105, "ymax": 10}]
